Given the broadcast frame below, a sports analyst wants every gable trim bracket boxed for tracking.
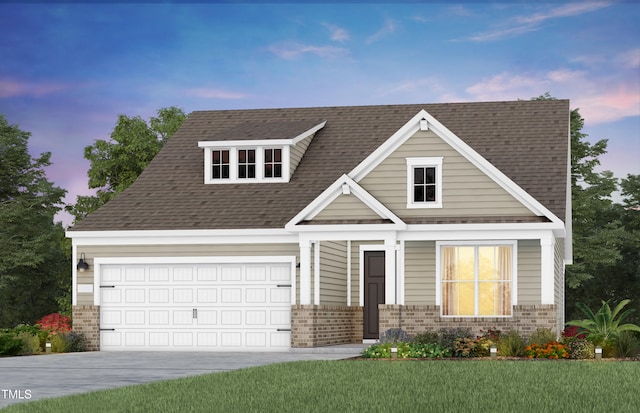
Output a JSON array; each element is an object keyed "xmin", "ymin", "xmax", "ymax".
[
  {"xmin": 349, "ymin": 109, "xmax": 566, "ymax": 235},
  {"xmin": 285, "ymin": 174, "xmax": 406, "ymax": 232}
]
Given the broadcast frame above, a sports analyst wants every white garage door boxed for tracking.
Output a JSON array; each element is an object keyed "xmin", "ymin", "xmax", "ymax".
[{"xmin": 99, "ymin": 261, "xmax": 292, "ymax": 351}]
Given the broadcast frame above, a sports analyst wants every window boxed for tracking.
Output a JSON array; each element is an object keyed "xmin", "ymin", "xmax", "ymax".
[
  {"xmin": 238, "ymin": 149, "xmax": 256, "ymax": 179},
  {"xmin": 406, "ymin": 157, "xmax": 442, "ymax": 208},
  {"xmin": 211, "ymin": 150, "xmax": 230, "ymax": 180},
  {"xmin": 264, "ymin": 148, "xmax": 282, "ymax": 178},
  {"xmin": 440, "ymin": 243, "xmax": 514, "ymax": 317}
]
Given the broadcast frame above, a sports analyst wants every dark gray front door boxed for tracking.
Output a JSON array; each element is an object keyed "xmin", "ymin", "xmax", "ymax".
[{"xmin": 364, "ymin": 250, "xmax": 385, "ymax": 339}]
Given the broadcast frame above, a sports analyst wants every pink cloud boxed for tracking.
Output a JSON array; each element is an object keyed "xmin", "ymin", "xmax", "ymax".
[
  {"xmin": 0, "ymin": 78, "xmax": 71, "ymax": 98},
  {"xmin": 185, "ymin": 88, "xmax": 249, "ymax": 99},
  {"xmin": 268, "ymin": 43, "xmax": 348, "ymax": 59}
]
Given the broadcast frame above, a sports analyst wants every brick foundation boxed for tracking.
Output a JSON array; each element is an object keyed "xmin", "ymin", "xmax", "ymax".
[
  {"xmin": 72, "ymin": 305, "xmax": 100, "ymax": 351},
  {"xmin": 291, "ymin": 305, "xmax": 363, "ymax": 348},
  {"xmin": 379, "ymin": 304, "xmax": 558, "ymax": 340}
]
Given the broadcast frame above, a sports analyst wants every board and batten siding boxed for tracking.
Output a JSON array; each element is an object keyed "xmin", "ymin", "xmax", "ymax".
[
  {"xmin": 404, "ymin": 241, "xmax": 436, "ymax": 305},
  {"xmin": 359, "ymin": 130, "xmax": 535, "ymax": 218},
  {"xmin": 313, "ymin": 193, "xmax": 381, "ymax": 221},
  {"xmin": 76, "ymin": 243, "xmax": 299, "ymax": 305},
  {"xmin": 517, "ymin": 240, "xmax": 541, "ymax": 305},
  {"xmin": 318, "ymin": 241, "xmax": 348, "ymax": 305}
]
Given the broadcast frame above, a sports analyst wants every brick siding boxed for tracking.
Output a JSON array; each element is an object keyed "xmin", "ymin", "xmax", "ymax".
[
  {"xmin": 379, "ymin": 304, "xmax": 558, "ymax": 340},
  {"xmin": 291, "ymin": 305, "xmax": 363, "ymax": 348},
  {"xmin": 72, "ymin": 305, "xmax": 100, "ymax": 351}
]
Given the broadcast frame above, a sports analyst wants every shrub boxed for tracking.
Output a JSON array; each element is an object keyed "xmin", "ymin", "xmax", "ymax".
[
  {"xmin": 16, "ymin": 332, "xmax": 41, "ymax": 355},
  {"xmin": 361, "ymin": 342, "xmax": 450, "ymax": 359},
  {"xmin": 524, "ymin": 341, "xmax": 569, "ymax": 359},
  {"xmin": 407, "ymin": 343, "xmax": 451, "ymax": 358},
  {"xmin": 379, "ymin": 328, "xmax": 412, "ymax": 344},
  {"xmin": 13, "ymin": 323, "xmax": 49, "ymax": 351},
  {"xmin": 497, "ymin": 330, "xmax": 526, "ymax": 357},
  {"xmin": 614, "ymin": 331, "xmax": 640, "ymax": 358},
  {"xmin": 65, "ymin": 331, "xmax": 88, "ymax": 352},
  {"xmin": 454, "ymin": 337, "xmax": 477, "ymax": 358},
  {"xmin": 528, "ymin": 328, "xmax": 556, "ymax": 346},
  {"xmin": 50, "ymin": 334, "xmax": 70, "ymax": 353},
  {"xmin": 37, "ymin": 313, "xmax": 72, "ymax": 336},
  {"xmin": 566, "ymin": 299, "xmax": 640, "ymax": 345},
  {"xmin": 438, "ymin": 327, "xmax": 473, "ymax": 351},
  {"xmin": 568, "ymin": 338, "xmax": 595, "ymax": 359},
  {"xmin": 0, "ymin": 333, "xmax": 23, "ymax": 356},
  {"xmin": 412, "ymin": 331, "xmax": 439, "ymax": 345}
]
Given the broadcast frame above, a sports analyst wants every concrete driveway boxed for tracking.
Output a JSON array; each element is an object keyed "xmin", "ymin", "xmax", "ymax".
[{"xmin": 0, "ymin": 347, "xmax": 363, "ymax": 408}]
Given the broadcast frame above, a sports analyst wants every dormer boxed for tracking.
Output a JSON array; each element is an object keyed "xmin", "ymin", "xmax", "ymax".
[{"xmin": 198, "ymin": 119, "xmax": 326, "ymax": 184}]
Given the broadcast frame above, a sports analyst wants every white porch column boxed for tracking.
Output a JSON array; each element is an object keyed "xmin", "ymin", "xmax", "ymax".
[
  {"xmin": 540, "ymin": 236, "xmax": 556, "ymax": 305},
  {"xmin": 385, "ymin": 239, "xmax": 397, "ymax": 304},
  {"xmin": 299, "ymin": 240, "xmax": 312, "ymax": 305},
  {"xmin": 314, "ymin": 241, "xmax": 320, "ymax": 305}
]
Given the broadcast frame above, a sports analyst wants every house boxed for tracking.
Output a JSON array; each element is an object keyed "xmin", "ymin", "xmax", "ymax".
[{"xmin": 66, "ymin": 100, "xmax": 572, "ymax": 351}]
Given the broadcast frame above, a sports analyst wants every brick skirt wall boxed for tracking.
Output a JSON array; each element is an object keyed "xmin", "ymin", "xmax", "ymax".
[
  {"xmin": 72, "ymin": 305, "xmax": 100, "ymax": 351},
  {"xmin": 379, "ymin": 304, "xmax": 558, "ymax": 340},
  {"xmin": 291, "ymin": 305, "xmax": 363, "ymax": 348}
]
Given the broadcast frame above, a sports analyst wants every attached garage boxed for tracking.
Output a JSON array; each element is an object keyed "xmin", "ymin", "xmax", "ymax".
[{"xmin": 94, "ymin": 257, "xmax": 295, "ymax": 351}]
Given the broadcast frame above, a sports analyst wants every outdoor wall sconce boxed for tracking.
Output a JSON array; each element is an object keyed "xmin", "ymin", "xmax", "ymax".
[
  {"xmin": 77, "ymin": 253, "xmax": 90, "ymax": 272},
  {"xmin": 490, "ymin": 346, "xmax": 498, "ymax": 359},
  {"xmin": 595, "ymin": 346, "xmax": 603, "ymax": 360}
]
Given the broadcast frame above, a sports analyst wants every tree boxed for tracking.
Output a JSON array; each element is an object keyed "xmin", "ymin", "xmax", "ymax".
[
  {"xmin": 0, "ymin": 114, "xmax": 69, "ymax": 327},
  {"xmin": 67, "ymin": 106, "xmax": 186, "ymax": 222}
]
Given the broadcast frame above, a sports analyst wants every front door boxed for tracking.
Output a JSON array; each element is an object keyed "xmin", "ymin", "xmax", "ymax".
[{"xmin": 364, "ymin": 251, "xmax": 385, "ymax": 339}]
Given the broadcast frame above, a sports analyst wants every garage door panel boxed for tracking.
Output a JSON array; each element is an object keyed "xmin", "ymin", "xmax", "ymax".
[{"xmin": 100, "ymin": 262, "xmax": 292, "ymax": 351}]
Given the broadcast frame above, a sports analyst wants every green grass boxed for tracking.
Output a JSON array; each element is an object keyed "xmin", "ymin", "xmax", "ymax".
[{"xmin": 3, "ymin": 360, "xmax": 639, "ymax": 413}]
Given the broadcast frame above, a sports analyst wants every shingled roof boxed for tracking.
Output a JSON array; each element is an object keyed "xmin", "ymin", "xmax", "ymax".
[{"xmin": 69, "ymin": 100, "xmax": 569, "ymax": 231}]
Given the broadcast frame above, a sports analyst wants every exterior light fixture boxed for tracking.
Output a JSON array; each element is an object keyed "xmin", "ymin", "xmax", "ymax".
[
  {"xmin": 391, "ymin": 347, "xmax": 398, "ymax": 359},
  {"xmin": 595, "ymin": 346, "xmax": 603, "ymax": 360},
  {"xmin": 46, "ymin": 341, "xmax": 51, "ymax": 353},
  {"xmin": 490, "ymin": 346, "xmax": 498, "ymax": 359},
  {"xmin": 77, "ymin": 253, "xmax": 89, "ymax": 272}
]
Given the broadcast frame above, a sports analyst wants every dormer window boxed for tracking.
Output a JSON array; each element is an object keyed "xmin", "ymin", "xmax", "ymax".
[
  {"xmin": 211, "ymin": 150, "xmax": 230, "ymax": 180},
  {"xmin": 238, "ymin": 149, "xmax": 256, "ymax": 179},
  {"xmin": 264, "ymin": 148, "xmax": 282, "ymax": 178},
  {"xmin": 198, "ymin": 119, "xmax": 326, "ymax": 185}
]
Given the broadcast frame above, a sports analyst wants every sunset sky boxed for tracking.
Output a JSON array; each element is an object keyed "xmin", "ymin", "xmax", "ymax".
[{"xmin": 1, "ymin": 1, "xmax": 638, "ymax": 226}]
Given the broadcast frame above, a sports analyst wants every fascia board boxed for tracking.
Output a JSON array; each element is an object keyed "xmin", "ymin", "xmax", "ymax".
[
  {"xmin": 196, "ymin": 121, "xmax": 326, "ymax": 148},
  {"xmin": 291, "ymin": 121, "xmax": 327, "ymax": 144},
  {"xmin": 284, "ymin": 174, "xmax": 406, "ymax": 230},
  {"xmin": 400, "ymin": 225, "xmax": 558, "ymax": 241},
  {"xmin": 67, "ymin": 228, "xmax": 297, "ymax": 246},
  {"xmin": 292, "ymin": 223, "xmax": 406, "ymax": 233}
]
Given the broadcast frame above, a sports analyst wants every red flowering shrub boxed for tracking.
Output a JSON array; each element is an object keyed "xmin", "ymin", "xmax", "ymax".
[
  {"xmin": 524, "ymin": 341, "xmax": 569, "ymax": 359},
  {"xmin": 561, "ymin": 325, "xmax": 586, "ymax": 340},
  {"xmin": 37, "ymin": 313, "xmax": 71, "ymax": 335}
]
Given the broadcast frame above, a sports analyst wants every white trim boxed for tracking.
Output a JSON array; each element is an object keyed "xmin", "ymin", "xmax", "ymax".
[
  {"xmin": 314, "ymin": 241, "xmax": 320, "ymax": 305},
  {"xmin": 397, "ymin": 240, "xmax": 405, "ymax": 305},
  {"xmin": 540, "ymin": 236, "xmax": 555, "ymax": 305},
  {"xmin": 347, "ymin": 240, "xmax": 352, "ymax": 306},
  {"xmin": 384, "ymin": 239, "xmax": 397, "ymax": 305},
  {"xmin": 72, "ymin": 244, "xmax": 78, "ymax": 306},
  {"xmin": 202, "ymin": 146, "xmax": 289, "ymax": 184},
  {"xmin": 299, "ymin": 240, "xmax": 312, "ymax": 305},
  {"xmin": 435, "ymin": 240, "xmax": 518, "ymax": 317},
  {"xmin": 406, "ymin": 157, "xmax": 443, "ymax": 209},
  {"xmin": 77, "ymin": 284, "xmax": 93, "ymax": 293},
  {"xmin": 92, "ymin": 255, "xmax": 296, "ymax": 307},
  {"xmin": 285, "ymin": 174, "xmax": 406, "ymax": 230}
]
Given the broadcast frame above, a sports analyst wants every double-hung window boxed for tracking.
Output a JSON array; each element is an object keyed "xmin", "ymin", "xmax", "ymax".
[
  {"xmin": 439, "ymin": 242, "xmax": 515, "ymax": 317},
  {"xmin": 407, "ymin": 157, "xmax": 443, "ymax": 208}
]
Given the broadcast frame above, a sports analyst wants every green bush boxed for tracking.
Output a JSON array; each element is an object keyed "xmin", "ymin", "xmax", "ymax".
[
  {"xmin": 412, "ymin": 330, "xmax": 439, "ymax": 345},
  {"xmin": 361, "ymin": 342, "xmax": 450, "ymax": 359},
  {"xmin": 0, "ymin": 332, "xmax": 23, "ymax": 356},
  {"xmin": 13, "ymin": 323, "xmax": 49, "ymax": 351},
  {"xmin": 568, "ymin": 338, "xmax": 595, "ymax": 359},
  {"xmin": 614, "ymin": 331, "xmax": 640, "ymax": 358},
  {"xmin": 528, "ymin": 328, "xmax": 556, "ymax": 345},
  {"xmin": 497, "ymin": 330, "xmax": 525, "ymax": 357},
  {"xmin": 50, "ymin": 334, "xmax": 70, "ymax": 353},
  {"xmin": 65, "ymin": 331, "xmax": 87, "ymax": 352},
  {"xmin": 16, "ymin": 332, "xmax": 41, "ymax": 355},
  {"xmin": 438, "ymin": 327, "xmax": 473, "ymax": 351}
]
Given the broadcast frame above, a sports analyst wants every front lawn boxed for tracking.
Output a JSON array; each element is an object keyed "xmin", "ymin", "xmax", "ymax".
[{"xmin": 3, "ymin": 360, "xmax": 639, "ymax": 412}]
